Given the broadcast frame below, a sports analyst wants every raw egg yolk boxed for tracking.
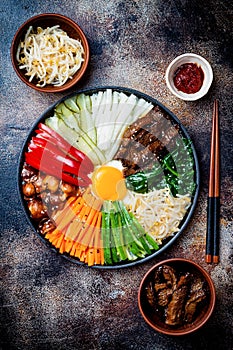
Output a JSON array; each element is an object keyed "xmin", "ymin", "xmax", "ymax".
[{"xmin": 92, "ymin": 166, "xmax": 127, "ymax": 201}]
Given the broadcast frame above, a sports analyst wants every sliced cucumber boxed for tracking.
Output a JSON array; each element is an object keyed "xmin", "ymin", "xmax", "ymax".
[{"xmin": 64, "ymin": 97, "xmax": 80, "ymax": 113}]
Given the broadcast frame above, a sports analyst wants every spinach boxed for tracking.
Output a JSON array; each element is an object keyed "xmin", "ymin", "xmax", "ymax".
[{"xmin": 126, "ymin": 138, "xmax": 196, "ymax": 197}]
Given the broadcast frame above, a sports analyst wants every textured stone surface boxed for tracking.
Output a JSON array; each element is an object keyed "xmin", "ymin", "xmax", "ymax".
[{"xmin": 1, "ymin": 0, "xmax": 232, "ymax": 349}]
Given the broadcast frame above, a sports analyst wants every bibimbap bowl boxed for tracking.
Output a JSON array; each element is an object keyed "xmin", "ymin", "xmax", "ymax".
[{"xmin": 18, "ymin": 86, "xmax": 200, "ymax": 268}]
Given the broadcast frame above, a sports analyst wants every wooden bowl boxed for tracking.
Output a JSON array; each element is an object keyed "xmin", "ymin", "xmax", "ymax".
[
  {"xmin": 138, "ymin": 258, "xmax": 216, "ymax": 336},
  {"xmin": 11, "ymin": 13, "xmax": 89, "ymax": 93}
]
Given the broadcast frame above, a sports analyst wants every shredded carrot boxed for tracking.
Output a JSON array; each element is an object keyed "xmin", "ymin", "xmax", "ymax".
[
  {"xmin": 59, "ymin": 238, "xmax": 66, "ymax": 254},
  {"xmin": 45, "ymin": 228, "xmax": 61, "ymax": 239},
  {"xmin": 79, "ymin": 248, "xmax": 87, "ymax": 262},
  {"xmin": 52, "ymin": 196, "xmax": 77, "ymax": 225},
  {"xmin": 87, "ymin": 248, "xmax": 95, "ymax": 266},
  {"xmin": 94, "ymin": 212, "xmax": 103, "ymax": 265},
  {"xmin": 55, "ymin": 233, "xmax": 65, "ymax": 249},
  {"xmin": 56, "ymin": 196, "xmax": 85, "ymax": 232},
  {"xmin": 65, "ymin": 219, "xmax": 82, "ymax": 241},
  {"xmin": 64, "ymin": 201, "xmax": 89, "ymax": 241},
  {"xmin": 50, "ymin": 237, "xmax": 60, "ymax": 247},
  {"xmin": 45, "ymin": 229, "xmax": 63, "ymax": 245},
  {"xmin": 64, "ymin": 239, "xmax": 73, "ymax": 253},
  {"xmin": 85, "ymin": 206, "xmax": 97, "ymax": 226},
  {"xmin": 100, "ymin": 240, "xmax": 105, "ymax": 265},
  {"xmin": 75, "ymin": 243, "xmax": 86, "ymax": 259},
  {"xmin": 77, "ymin": 212, "xmax": 98, "ymax": 246},
  {"xmin": 45, "ymin": 188, "xmax": 104, "ymax": 266},
  {"xmin": 70, "ymin": 241, "xmax": 79, "ymax": 256}
]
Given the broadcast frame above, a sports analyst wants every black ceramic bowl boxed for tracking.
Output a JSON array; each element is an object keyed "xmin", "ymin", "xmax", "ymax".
[{"xmin": 17, "ymin": 86, "xmax": 200, "ymax": 268}]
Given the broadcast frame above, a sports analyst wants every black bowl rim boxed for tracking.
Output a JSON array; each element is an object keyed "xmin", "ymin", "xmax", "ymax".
[
  {"xmin": 138, "ymin": 258, "xmax": 216, "ymax": 335},
  {"xmin": 17, "ymin": 85, "xmax": 200, "ymax": 269},
  {"xmin": 11, "ymin": 13, "xmax": 90, "ymax": 93}
]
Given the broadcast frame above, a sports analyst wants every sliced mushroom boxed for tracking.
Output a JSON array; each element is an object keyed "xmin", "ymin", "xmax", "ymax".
[
  {"xmin": 43, "ymin": 175, "xmax": 60, "ymax": 193},
  {"xmin": 39, "ymin": 218, "xmax": 56, "ymax": 235},
  {"xmin": 60, "ymin": 182, "xmax": 78, "ymax": 196},
  {"xmin": 28, "ymin": 199, "xmax": 47, "ymax": 220},
  {"xmin": 22, "ymin": 182, "xmax": 36, "ymax": 198}
]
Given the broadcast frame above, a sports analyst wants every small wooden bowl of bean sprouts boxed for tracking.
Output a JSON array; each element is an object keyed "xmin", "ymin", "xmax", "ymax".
[{"xmin": 11, "ymin": 14, "xmax": 89, "ymax": 93}]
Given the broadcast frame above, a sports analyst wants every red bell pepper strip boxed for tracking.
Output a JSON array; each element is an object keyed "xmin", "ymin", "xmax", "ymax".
[
  {"xmin": 25, "ymin": 152, "xmax": 90, "ymax": 187},
  {"xmin": 37, "ymin": 123, "xmax": 94, "ymax": 172},
  {"xmin": 29, "ymin": 139, "xmax": 82, "ymax": 170},
  {"xmin": 31, "ymin": 136, "xmax": 81, "ymax": 162},
  {"xmin": 35, "ymin": 129, "xmax": 94, "ymax": 173},
  {"xmin": 27, "ymin": 145, "xmax": 91, "ymax": 184},
  {"xmin": 29, "ymin": 136, "xmax": 92, "ymax": 178},
  {"xmin": 28, "ymin": 144, "xmax": 79, "ymax": 176},
  {"xmin": 24, "ymin": 122, "xmax": 95, "ymax": 187}
]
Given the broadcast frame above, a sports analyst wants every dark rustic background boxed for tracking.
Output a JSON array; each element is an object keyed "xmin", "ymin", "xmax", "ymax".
[{"xmin": 1, "ymin": 0, "xmax": 232, "ymax": 349}]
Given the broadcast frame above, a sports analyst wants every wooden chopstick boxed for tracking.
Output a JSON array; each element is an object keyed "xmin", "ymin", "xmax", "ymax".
[{"xmin": 206, "ymin": 99, "xmax": 220, "ymax": 264}]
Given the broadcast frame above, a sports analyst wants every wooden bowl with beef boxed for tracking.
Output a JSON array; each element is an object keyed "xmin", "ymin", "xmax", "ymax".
[{"xmin": 138, "ymin": 258, "xmax": 216, "ymax": 335}]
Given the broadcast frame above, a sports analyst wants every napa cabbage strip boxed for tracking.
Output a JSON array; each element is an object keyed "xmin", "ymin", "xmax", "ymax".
[{"xmin": 45, "ymin": 89, "xmax": 153, "ymax": 165}]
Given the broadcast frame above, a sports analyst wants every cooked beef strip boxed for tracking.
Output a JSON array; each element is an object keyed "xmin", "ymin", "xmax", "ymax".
[
  {"xmin": 115, "ymin": 138, "xmax": 130, "ymax": 158},
  {"xmin": 130, "ymin": 128, "xmax": 148, "ymax": 141},
  {"xmin": 159, "ymin": 125, "xmax": 179, "ymax": 150},
  {"xmin": 148, "ymin": 138, "xmax": 165, "ymax": 156},
  {"xmin": 123, "ymin": 106, "xmax": 165, "ymax": 138},
  {"xmin": 114, "ymin": 104, "xmax": 181, "ymax": 176},
  {"xmin": 115, "ymin": 106, "xmax": 162, "ymax": 142},
  {"xmin": 123, "ymin": 164, "xmax": 139, "ymax": 176},
  {"xmin": 157, "ymin": 288, "xmax": 173, "ymax": 307},
  {"xmin": 165, "ymin": 273, "xmax": 191, "ymax": 326},
  {"xmin": 116, "ymin": 135, "xmax": 166, "ymax": 174},
  {"xmin": 146, "ymin": 281, "xmax": 156, "ymax": 307},
  {"xmin": 128, "ymin": 144, "xmax": 157, "ymax": 168},
  {"xmin": 116, "ymin": 141, "xmax": 159, "ymax": 175},
  {"xmin": 184, "ymin": 278, "xmax": 207, "ymax": 323},
  {"xmin": 145, "ymin": 264, "xmax": 208, "ymax": 327},
  {"xmin": 161, "ymin": 265, "xmax": 177, "ymax": 290},
  {"xmin": 154, "ymin": 283, "xmax": 168, "ymax": 292},
  {"xmin": 153, "ymin": 266, "xmax": 178, "ymax": 308},
  {"xmin": 154, "ymin": 267, "xmax": 163, "ymax": 283},
  {"xmin": 138, "ymin": 130, "xmax": 158, "ymax": 145}
]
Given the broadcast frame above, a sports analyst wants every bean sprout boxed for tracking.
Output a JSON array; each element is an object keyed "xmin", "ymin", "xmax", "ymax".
[
  {"xmin": 16, "ymin": 25, "xmax": 85, "ymax": 87},
  {"xmin": 123, "ymin": 188, "xmax": 191, "ymax": 244}
]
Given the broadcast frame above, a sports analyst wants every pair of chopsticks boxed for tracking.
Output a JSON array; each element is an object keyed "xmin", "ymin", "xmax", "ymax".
[{"xmin": 206, "ymin": 99, "xmax": 220, "ymax": 264}]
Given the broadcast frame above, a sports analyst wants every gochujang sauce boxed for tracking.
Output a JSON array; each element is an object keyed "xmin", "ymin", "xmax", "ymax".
[{"xmin": 173, "ymin": 63, "xmax": 204, "ymax": 94}]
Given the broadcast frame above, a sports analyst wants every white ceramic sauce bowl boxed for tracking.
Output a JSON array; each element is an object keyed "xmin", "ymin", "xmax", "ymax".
[{"xmin": 165, "ymin": 53, "xmax": 213, "ymax": 101}]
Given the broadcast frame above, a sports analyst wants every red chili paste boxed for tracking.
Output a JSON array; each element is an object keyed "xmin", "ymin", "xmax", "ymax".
[{"xmin": 173, "ymin": 63, "xmax": 204, "ymax": 94}]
